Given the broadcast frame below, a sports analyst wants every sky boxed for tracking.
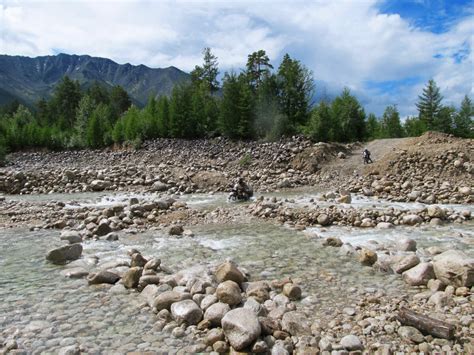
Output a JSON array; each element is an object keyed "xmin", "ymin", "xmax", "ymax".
[{"xmin": 1, "ymin": 0, "xmax": 473, "ymax": 117}]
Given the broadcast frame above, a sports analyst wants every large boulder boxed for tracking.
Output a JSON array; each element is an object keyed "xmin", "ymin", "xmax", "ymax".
[
  {"xmin": 246, "ymin": 281, "xmax": 270, "ymax": 303},
  {"xmin": 59, "ymin": 231, "xmax": 82, "ymax": 244},
  {"xmin": 204, "ymin": 302, "xmax": 231, "ymax": 326},
  {"xmin": 215, "ymin": 261, "xmax": 245, "ymax": 284},
  {"xmin": 222, "ymin": 308, "xmax": 261, "ymax": 351},
  {"xmin": 402, "ymin": 262, "xmax": 435, "ymax": 286},
  {"xmin": 317, "ymin": 214, "xmax": 331, "ymax": 226},
  {"xmin": 151, "ymin": 181, "xmax": 169, "ymax": 192},
  {"xmin": 46, "ymin": 244, "xmax": 83, "ymax": 264},
  {"xmin": 87, "ymin": 271, "xmax": 120, "ymax": 285},
  {"xmin": 391, "ymin": 254, "xmax": 420, "ymax": 274},
  {"xmin": 216, "ymin": 280, "xmax": 242, "ymax": 306},
  {"xmin": 140, "ymin": 284, "xmax": 160, "ymax": 307},
  {"xmin": 397, "ymin": 238, "xmax": 417, "ymax": 252},
  {"xmin": 402, "ymin": 214, "xmax": 423, "ymax": 226},
  {"xmin": 153, "ymin": 290, "xmax": 187, "ymax": 311},
  {"xmin": 281, "ymin": 311, "xmax": 311, "ymax": 336},
  {"xmin": 96, "ymin": 222, "xmax": 112, "ymax": 237},
  {"xmin": 427, "ymin": 205, "xmax": 445, "ymax": 219},
  {"xmin": 90, "ymin": 180, "xmax": 109, "ymax": 191},
  {"xmin": 122, "ymin": 267, "xmax": 143, "ymax": 289},
  {"xmin": 171, "ymin": 300, "xmax": 203, "ymax": 325},
  {"xmin": 432, "ymin": 250, "xmax": 474, "ymax": 287},
  {"xmin": 358, "ymin": 248, "xmax": 378, "ymax": 266},
  {"xmin": 340, "ymin": 335, "xmax": 363, "ymax": 350}
]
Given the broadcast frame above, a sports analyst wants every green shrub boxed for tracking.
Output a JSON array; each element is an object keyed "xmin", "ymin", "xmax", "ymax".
[{"xmin": 239, "ymin": 152, "xmax": 252, "ymax": 167}]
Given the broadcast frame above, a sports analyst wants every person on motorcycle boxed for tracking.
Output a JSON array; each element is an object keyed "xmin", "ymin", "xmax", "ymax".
[
  {"xmin": 363, "ymin": 148, "xmax": 373, "ymax": 164},
  {"xmin": 233, "ymin": 177, "xmax": 252, "ymax": 200}
]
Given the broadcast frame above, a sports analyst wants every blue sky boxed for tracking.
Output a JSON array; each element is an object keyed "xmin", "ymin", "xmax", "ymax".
[{"xmin": 1, "ymin": 0, "xmax": 472, "ymax": 117}]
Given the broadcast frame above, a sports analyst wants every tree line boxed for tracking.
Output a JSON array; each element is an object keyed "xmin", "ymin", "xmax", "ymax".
[{"xmin": 0, "ymin": 48, "xmax": 472, "ymax": 164}]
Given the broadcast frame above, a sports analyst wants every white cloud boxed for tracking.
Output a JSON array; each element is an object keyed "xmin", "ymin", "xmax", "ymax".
[{"xmin": 0, "ymin": 0, "xmax": 472, "ymax": 116}]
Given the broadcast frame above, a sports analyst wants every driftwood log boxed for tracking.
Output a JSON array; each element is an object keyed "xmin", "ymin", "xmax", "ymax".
[{"xmin": 397, "ymin": 307, "xmax": 455, "ymax": 340}]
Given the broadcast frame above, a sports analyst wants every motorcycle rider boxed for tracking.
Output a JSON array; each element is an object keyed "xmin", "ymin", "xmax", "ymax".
[
  {"xmin": 363, "ymin": 148, "xmax": 373, "ymax": 164},
  {"xmin": 233, "ymin": 177, "xmax": 252, "ymax": 200}
]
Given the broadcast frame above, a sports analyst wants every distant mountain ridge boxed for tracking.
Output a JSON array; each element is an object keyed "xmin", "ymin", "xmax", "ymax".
[{"xmin": 0, "ymin": 53, "xmax": 190, "ymax": 106}]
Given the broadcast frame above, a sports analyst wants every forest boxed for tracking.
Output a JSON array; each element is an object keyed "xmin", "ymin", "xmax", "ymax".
[{"xmin": 0, "ymin": 48, "xmax": 472, "ymax": 164}]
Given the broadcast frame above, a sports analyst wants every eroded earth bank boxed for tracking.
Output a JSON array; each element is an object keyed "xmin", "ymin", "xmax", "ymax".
[{"xmin": 0, "ymin": 132, "xmax": 473, "ymax": 354}]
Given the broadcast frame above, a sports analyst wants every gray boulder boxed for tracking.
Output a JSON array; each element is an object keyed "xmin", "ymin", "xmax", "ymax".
[
  {"xmin": 392, "ymin": 254, "xmax": 420, "ymax": 274},
  {"xmin": 215, "ymin": 261, "xmax": 245, "ymax": 284},
  {"xmin": 340, "ymin": 334, "xmax": 363, "ymax": 350},
  {"xmin": 216, "ymin": 280, "xmax": 242, "ymax": 306},
  {"xmin": 46, "ymin": 244, "xmax": 83, "ymax": 264},
  {"xmin": 60, "ymin": 231, "xmax": 82, "ymax": 244},
  {"xmin": 402, "ymin": 262, "xmax": 435, "ymax": 286},
  {"xmin": 204, "ymin": 302, "xmax": 231, "ymax": 326},
  {"xmin": 281, "ymin": 311, "xmax": 311, "ymax": 336},
  {"xmin": 433, "ymin": 250, "xmax": 474, "ymax": 287},
  {"xmin": 153, "ymin": 290, "xmax": 188, "ymax": 311},
  {"xmin": 222, "ymin": 308, "xmax": 261, "ymax": 351},
  {"xmin": 170, "ymin": 299, "xmax": 203, "ymax": 325},
  {"xmin": 397, "ymin": 238, "xmax": 417, "ymax": 252},
  {"xmin": 122, "ymin": 266, "xmax": 143, "ymax": 289},
  {"xmin": 402, "ymin": 214, "xmax": 423, "ymax": 226},
  {"xmin": 87, "ymin": 271, "xmax": 120, "ymax": 285},
  {"xmin": 90, "ymin": 180, "xmax": 109, "ymax": 191}
]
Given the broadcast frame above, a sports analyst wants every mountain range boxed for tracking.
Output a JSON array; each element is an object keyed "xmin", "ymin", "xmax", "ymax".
[{"xmin": 0, "ymin": 53, "xmax": 190, "ymax": 107}]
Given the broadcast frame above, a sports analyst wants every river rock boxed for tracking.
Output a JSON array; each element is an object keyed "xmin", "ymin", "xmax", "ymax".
[
  {"xmin": 204, "ymin": 302, "xmax": 231, "ymax": 326},
  {"xmin": 377, "ymin": 222, "xmax": 394, "ymax": 229},
  {"xmin": 323, "ymin": 236, "xmax": 343, "ymax": 247},
  {"xmin": 87, "ymin": 270, "xmax": 120, "ymax": 285},
  {"xmin": 46, "ymin": 244, "xmax": 83, "ymax": 264},
  {"xmin": 206, "ymin": 328, "xmax": 225, "ymax": 346},
  {"xmin": 169, "ymin": 225, "xmax": 184, "ymax": 236},
  {"xmin": 337, "ymin": 194, "xmax": 351, "ymax": 204},
  {"xmin": 282, "ymin": 283, "xmax": 302, "ymax": 300},
  {"xmin": 340, "ymin": 334, "xmax": 363, "ymax": 350},
  {"xmin": 397, "ymin": 326, "xmax": 425, "ymax": 344},
  {"xmin": 105, "ymin": 232, "xmax": 119, "ymax": 241},
  {"xmin": 60, "ymin": 267, "xmax": 89, "ymax": 279},
  {"xmin": 317, "ymin": 213, "xmax": 330, "ymax": 226},
  {"xmin": 432, "ymin": 250, "xmax": 474, "ymax": 287},
  {"xmin": 392, "ymin": 254, "xmax": 420, "ymax": 274},
  {"xmin": 144, "ymin": 258, "xmax": 161, "ymax": 271},
  {"xmin": 151, "ymin": 181, "xmax": 169, "ymax": 192},
  {"xmin": 140, "ymin": 284, "xmax": 160, "ymax": 307},
  {"xmin": 397, "ymin": 238, "xmax": 417, "ymax": 252},
  {"xmin": 122, "ymin": 266, "xmax": 143, "ymax": 288},
  {"xmin": 170, "ymin": 299, "xmax": 203, "ymax": 325},
  {"xmin": 402, "ymin": 214, "xmax": 423, "ymax": 225},
  {"xmin": 131, "ymin": 252, "xmax": 148, "ymax": 267},
  {"xmin": 222, "ymin": 308, "xmax": 261, "ymax": 351},
  {"xmin": 200, "ymin": 294, "xmax": 218, "ymax": 311},
  {"xmin": 402, "ymin": 262, "xmax": 435, "ymax": 286},
  {"xmin": 96, "ymin": 221, "xmax": 112, "ymax": 236},
  {"xmin": 90, "ymin": 179, "xmax": 109, "ymax": 191},
  {"xmin": 60, "ymin": 231, "xmax": 82, "ymax": 244},
  {"xmin": 215, "ymin": 261, "xmax": 245, "ymax": 284},
  {"xmin": 358, "ymin": 248, "xmax": 377, "ymax": 266},
  {"xmin": 458, "ymin": 186, "xmax": 471, "ymax": 196},
  {"xmin": 216, "ymin": 280, "xmax": 242, "ymax": 306},
  {"xmin": 281, "ymin": 311, "xmax": 311, "ymax": 336},
  {"xmin": 246, "ymin": 281, "xmax": 270, "ymax": 303},
  {"xmin": 153, "ymin": 290, "xmax": 189, "ymax": 311},
  {"xmin": 427, "ymin": 205, "xmax": 445, "ymax": 218}
]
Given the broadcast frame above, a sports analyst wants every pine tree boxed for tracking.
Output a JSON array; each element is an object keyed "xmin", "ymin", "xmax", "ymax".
[
  {"xmin": 50, "ymin": 76, "xmax": 82, "ymax": 128},
  {"xmin": 190, "ymin": 48, "xmax": 219, "ymax": 94},
  {"xmin": 454, "ymin": 95, "xmax": 473, "ymax": 138},
  {"xmin": 219, "ymin": 73, "xmax": 241, "ymax": 138},
  {"xmin": 381, "ymin": 105, "xmax": 404, "ymax": 138},
  {"xmin": 306, "ymin": 101, "xmax": 332, "ymax": 142},
  {"xmin": 246, "ymin": 50, "xmax": 273, "ymax": 90},
  {"xmin": 331, "ymin": 88, "xmax": 366, "ymax": 142},
  {"xmin": 277, "ymin": 54, "xmax": 314, "ymax": 134},
  {"xmin": 157, "ymin": 96, "xmax": 170, "ymax": 137},
  {"xmin": 110, "ymin": 85, "xmax": 132, "ymax": 121},
  {"xmin": 416, "ymin": 79, "xmax": 443, "ymax": 130},
  {"xmin": 366, "ymin": 113, "xmax": 381, "ymax": 140}
]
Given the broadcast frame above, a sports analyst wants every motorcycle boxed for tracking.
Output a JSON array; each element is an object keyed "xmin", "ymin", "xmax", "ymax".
[
  {"xmin": 363, "ymin": 152, "xmax": 373, "ymax": 164},
  {"xmin": 228, "ymin": 188, "xmax": 253, "ymax": 202}
]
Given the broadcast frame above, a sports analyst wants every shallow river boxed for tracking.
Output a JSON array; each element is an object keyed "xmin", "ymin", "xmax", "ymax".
[{"xmin": 1, "ymin": 191, "xmax": 473, "ymax": 353}]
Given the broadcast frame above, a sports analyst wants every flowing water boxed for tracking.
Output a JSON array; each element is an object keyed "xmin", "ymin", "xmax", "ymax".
[{"xmin": 1, "ymin": 191, "xmax": 473, "ymax": 353}]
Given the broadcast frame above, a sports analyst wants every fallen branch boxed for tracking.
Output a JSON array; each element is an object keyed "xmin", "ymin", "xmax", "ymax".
[{"xmin": 397, "ymin": 307, "xmax": 455, "ymax": 340}]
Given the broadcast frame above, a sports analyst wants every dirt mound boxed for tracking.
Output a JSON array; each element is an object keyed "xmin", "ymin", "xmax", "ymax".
[{"xmin": 291, "ymin": 142, "xmax": 353, "ymax": 173}]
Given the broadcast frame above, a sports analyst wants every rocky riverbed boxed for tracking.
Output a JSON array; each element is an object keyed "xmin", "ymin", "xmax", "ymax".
[{"xmin": 1, "ymin": 132, "xmax": 473, "ymax": 354}]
